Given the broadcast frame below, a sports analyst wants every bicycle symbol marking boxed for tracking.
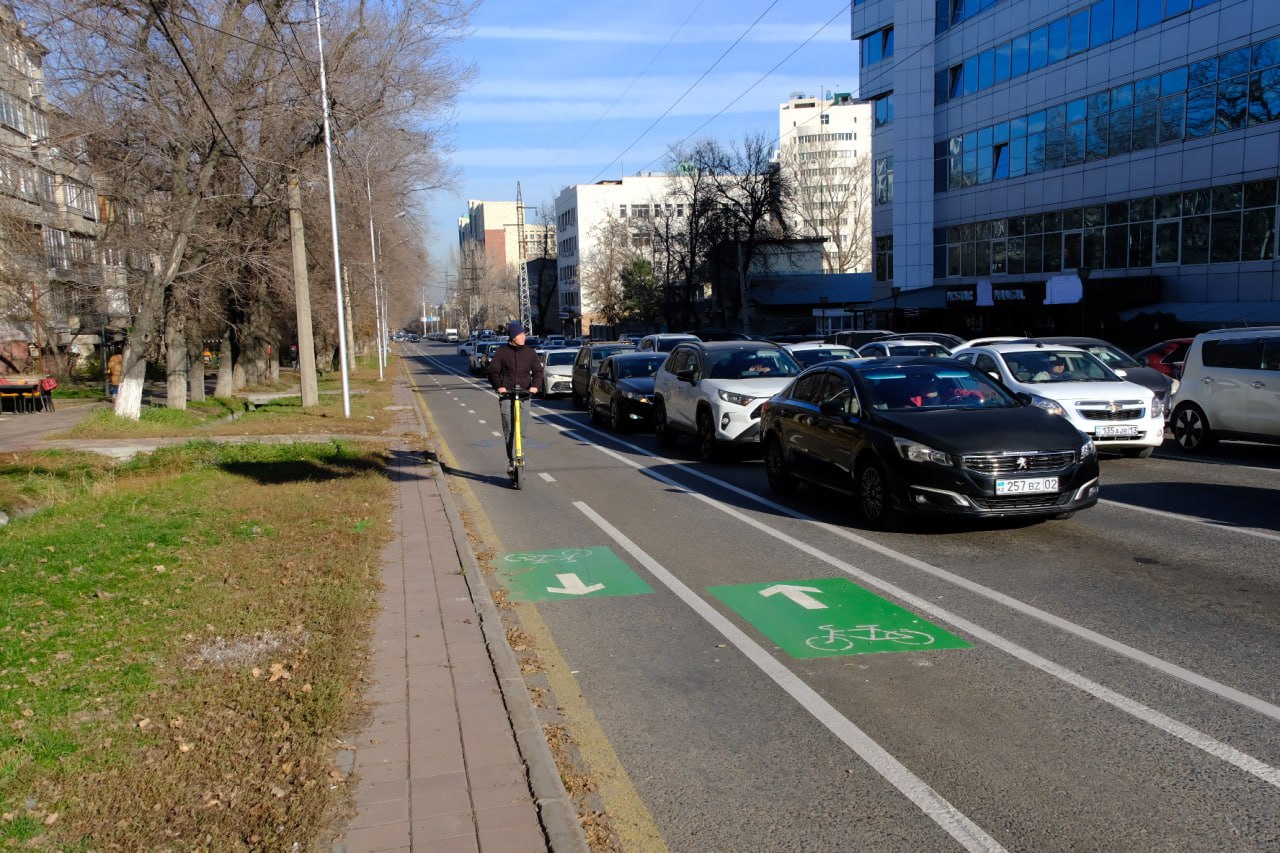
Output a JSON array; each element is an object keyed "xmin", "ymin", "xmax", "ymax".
[
  {"xmin": 503, "ymin": 548, "xmax": 595, "ymax": 566},
  {"xmin": 804, "ymin": 624, "xmax": 936, "ymax": 652}
]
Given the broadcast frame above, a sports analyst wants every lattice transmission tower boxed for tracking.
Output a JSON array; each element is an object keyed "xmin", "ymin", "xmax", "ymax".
[{"xmin": 515, "ymin": 182, "xmax": 533, "ymax": 334}]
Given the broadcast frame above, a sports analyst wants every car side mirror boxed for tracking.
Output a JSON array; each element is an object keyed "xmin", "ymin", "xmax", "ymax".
[
  {"xmin": 676, "ymin": 368, "xmax": 696, "ymax": 383},
  {"xmin": 819, "ymin": 399, "xmax": 856, "ymax": 417}
]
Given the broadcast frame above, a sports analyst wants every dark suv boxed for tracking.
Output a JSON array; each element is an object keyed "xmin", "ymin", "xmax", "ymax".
[{"xmin": 571, "ymin": 341, "xmax": 636, "ymax": 407}]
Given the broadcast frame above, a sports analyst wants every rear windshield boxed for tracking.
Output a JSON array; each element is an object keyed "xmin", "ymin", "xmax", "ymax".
[
  {"xmin": 791, "ymin": 347, "xmax": 854, "ymax": 367},
  {"xmin": 615, "ymin": 355, "xmax": 666, "ymax": 379},
  {"xmin": 544, "ymin": 351, "xmax": 576, "ymax": 366}
]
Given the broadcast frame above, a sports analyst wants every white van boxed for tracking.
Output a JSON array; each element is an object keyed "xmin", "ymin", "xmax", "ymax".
[
  {"xmin": 1168, "ymin": 326, "xmax": 1280, "ymax": 453},
  {"xmin": 444, "ymin": 328, "xmax": 459, "ymax": 343}
]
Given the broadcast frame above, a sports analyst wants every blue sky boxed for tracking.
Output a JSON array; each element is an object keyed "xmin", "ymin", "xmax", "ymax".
[{"xmin": 421, "ymin": 0, "xmax": 860, "ymax": 301}]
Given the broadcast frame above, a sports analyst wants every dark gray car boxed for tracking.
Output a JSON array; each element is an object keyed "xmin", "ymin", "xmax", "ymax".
[{"xmin": 1032, "ymin": 336, "xmax": 1175, "ymax": 406}]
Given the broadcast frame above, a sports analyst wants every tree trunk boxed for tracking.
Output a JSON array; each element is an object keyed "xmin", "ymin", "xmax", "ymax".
[
  {"xmin": 188, "ymin": 329, "xmax": 206, "ymax": 402},
  {"xmin": 163, "ymin": 287, "xmax": 188, "ymax": 410},
  {"xmin": 215, "ymin": 329, "xmax": 234, "ymax": 397}
]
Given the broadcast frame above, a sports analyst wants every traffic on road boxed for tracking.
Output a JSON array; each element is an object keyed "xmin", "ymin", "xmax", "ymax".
[{"xmin": 400, "ymin": 337, "xmax": 1279, "ymax": 852}]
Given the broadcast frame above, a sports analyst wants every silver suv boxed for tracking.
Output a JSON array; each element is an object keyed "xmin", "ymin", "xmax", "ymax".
[{"xmin": 1168, "ymin": 327, "xmax": 1280, "ymax": 453}]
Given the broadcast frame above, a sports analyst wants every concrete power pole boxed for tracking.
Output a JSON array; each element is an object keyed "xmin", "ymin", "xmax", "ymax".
[{"xmin": 288, "ymin": 175, "xmax": 319, "ymax": 408}]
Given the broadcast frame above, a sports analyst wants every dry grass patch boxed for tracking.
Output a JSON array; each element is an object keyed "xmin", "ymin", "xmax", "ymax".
[{"xmin": 0, "ymin": 439, "xmax": 391, "ymax": 849}]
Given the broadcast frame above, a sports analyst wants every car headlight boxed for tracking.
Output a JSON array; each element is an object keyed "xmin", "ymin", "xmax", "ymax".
[
  {"xmin": 718, "ymin": 389, "xmax": 756, "ymax": 407},
  {"xmin": 1080, "ymin": 436, "xmax": 1096, "ymax": 459},
  {"xmin": 1029, "ymin": 394, "xmax": 1067, "ymax": 418},
  {"xmin": 894, "ymin": 437, "xmax": 953, "ymax": 466},
  {"xmin": 1150, "ymin": 395, "xmax": 1164, "ymax": 419},
  {"xmin": 622, "ymin": 390, "xmax": 650, "ymax": 404},
  {"xmin": 1169, "ymin": 377, "xmax": 1180, "ymax": 396}
]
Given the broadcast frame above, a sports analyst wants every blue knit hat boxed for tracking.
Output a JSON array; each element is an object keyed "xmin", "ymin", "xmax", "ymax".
[{"xmin": 507, "ymin": 321, "xmax": 526, "ymax": 337}]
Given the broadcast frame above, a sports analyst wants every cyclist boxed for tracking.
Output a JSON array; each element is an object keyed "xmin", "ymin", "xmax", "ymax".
[{"xmin": 486, "ymin": 321, "xmax": 543, "ymax": 476}]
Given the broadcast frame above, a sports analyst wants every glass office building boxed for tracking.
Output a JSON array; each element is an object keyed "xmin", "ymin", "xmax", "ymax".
[{"xmin": 853, "ymin": 0, "xmax": 1280, "ymax": 332}]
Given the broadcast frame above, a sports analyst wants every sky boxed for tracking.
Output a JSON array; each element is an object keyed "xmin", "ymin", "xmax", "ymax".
[{"xmin": 419, "ymin": 0, "xmax": 860, "ymax": 303}]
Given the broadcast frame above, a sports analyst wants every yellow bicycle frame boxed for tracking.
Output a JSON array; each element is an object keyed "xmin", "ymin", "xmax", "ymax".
[{"xmin": 511, "ymin": 394, "xmax": 523, "ymax": 462}]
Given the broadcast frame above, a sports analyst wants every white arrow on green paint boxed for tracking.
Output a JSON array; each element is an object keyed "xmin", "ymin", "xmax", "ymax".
[
  {"xmin": 546, "ymin": 573, "xmax": 606, "ymax": 596},
  {"xmin": 759, "ymin": 584, "xmax": 828, "ymax": 610}
]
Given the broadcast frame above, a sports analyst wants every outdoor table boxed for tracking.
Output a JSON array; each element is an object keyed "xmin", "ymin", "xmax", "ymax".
[{"xmin": 0, "ymin": 379, "xmax": 51, "ymax": 413}]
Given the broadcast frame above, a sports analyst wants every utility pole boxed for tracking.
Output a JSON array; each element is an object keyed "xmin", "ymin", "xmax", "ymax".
[
  {"xmin": 287, "ymin": 174, "xmax": 319, "ymax": 408},
  {"xmin": 516, "ymin": 182, "xmax": 533, "ymax": 334}
]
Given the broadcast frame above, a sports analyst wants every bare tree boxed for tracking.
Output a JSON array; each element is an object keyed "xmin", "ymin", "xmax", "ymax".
[
  {"xmin": 777, "ymin": 139, "xmax": 873, "ymax": 273},
  {"xmin": 579, "ymin": 212, "xmax": 639, "ymax": 326}
]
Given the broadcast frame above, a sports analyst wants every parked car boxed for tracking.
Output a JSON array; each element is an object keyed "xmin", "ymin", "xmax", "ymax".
[
  {"xmin": 1133, "ymin": 337, "xmax": 1195, "ymax": 378},
  {"xmin": 471, "ymin": 340, "xmax": 506, "ymax": 374},
  {"xmin": 961, "ymin": 335, "xmax": 1026, "ymax": 348},
  {"xmin": 538, "ymin": 348, "xmax": 579, "ymax": 398},
  {"xmin": 457, "ymin": 339, "xmax": 478, "ymax": 358},
  {"xmin": 571, "ymin": 341, "xmax": 637, "ymax": 407},
  {"xmin": 587, "ymin": 351, "xmax": 668, "ymax": 431},
  {"xmin": 1168, "ymin": 326, "xmax": 1280, "ymax": 453},
  {"xmin": 638, "ymin": 333, "xmax": 701, "ymax": 353},
  {"xmin": 857, "ymin": 339, "xmax": 954, "ymax": 359},
  {"xmin": 1031, "ymin": 336, "xmax": 1176, "ymax": 406},
  {"xmin": 783, "ymin": 342, "xmax": 858, "ymax": 368},
  {"xmin": 544, "ymin": 334, "xmax": 567, "ymax": 348},
  {"xmin": 877, "ymin": 331, "xmax": 967, "ymax": 349},
  {"xmin": 653, "ymin": 340, "xmax": 802, "ymax": 460},
  {"xmin": 824, "ymin": 329, "xmax": 894, "ymax": 348},
  {"xmin": 759, "ymin": 358, "xmax": 1099, "ymax": 528},
  {"xmin": 951, "ymin": 341, "xmax": 1165, "ymax": 457}
]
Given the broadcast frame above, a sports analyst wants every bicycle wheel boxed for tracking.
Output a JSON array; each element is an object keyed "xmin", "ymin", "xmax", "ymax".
[
  {"xmin": 882, "ymin": 629, "xmax": 934, "ymax": 646},
  {"xmin": 805, "ymin": 635, "xmax": 854, "ymax": 652}
]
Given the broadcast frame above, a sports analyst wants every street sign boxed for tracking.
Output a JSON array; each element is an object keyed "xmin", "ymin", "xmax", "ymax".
[
  {"xmin": 497, "ymin": 547, "xmax": 653, "ymax": 601},
  {"xmin": 709, "ymin": 577, "xmax": 971, "ymax": 659}
]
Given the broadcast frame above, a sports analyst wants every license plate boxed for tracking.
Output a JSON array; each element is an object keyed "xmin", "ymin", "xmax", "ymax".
[
  {"xmin": 996, "ymin": 477, "xmax": 1058, "ymax": 495},
  {"xmin": 1095, "ymin": 425, "xmax": 1142, "ymax": 437}
]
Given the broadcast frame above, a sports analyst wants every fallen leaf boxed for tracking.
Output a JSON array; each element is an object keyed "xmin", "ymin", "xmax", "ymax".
[
  {"xmin": 43, "ymin": 813, "xmax": 58, "ymax": 826},
  {"xmin": 137, "ymin": 718, "xmax": 152, "ymax": 730}
]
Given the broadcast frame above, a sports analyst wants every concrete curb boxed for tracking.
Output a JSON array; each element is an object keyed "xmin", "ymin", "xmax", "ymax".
[{"xmin": 403, "ymin": 370, "xmax": 589, "ymax": 853}]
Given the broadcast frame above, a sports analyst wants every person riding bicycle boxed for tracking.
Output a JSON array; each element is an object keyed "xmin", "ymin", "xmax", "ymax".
[{"xmin": 486, "ymin": 321, "xmax": 543, "ymax": 475}]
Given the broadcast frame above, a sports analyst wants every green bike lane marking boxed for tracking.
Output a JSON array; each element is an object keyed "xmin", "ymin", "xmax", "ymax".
[
  {"xmin": 709, "ymin": 577, "xmax": 971, "ymax": 658},
  {"xmin": 497, "ymin": 546, "xmax": 654, "ymax": 601}
]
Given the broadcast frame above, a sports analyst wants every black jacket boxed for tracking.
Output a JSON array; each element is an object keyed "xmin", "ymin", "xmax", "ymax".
[{"xmin": 487, "ymin": 343, "xmax": 544, "ymax": 392}]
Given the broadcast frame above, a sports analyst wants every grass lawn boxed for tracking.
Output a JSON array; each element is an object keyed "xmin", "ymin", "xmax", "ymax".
[{"xmin": 0, "ymin": 369, "xmax": 405, "ymax": 849}]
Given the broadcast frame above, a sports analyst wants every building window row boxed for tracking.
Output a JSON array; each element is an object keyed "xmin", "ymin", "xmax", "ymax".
[
  {"xmin": 796, "ymin": 132, "xmax": 854, "ymax": 144},
  {"xmin": 860, "ymin": 27, "xmax": 894, "ymax": 68},
  {"xmin": 874, "ymin": 156, "xmax": 894, "ymax": 206},
  {"xmin": 558, "ymin": 236, "xmax": 577, "ymax": 258},
  {"xmin": 618, "ymin": 202, "xmax": 685, "ymax": 219},
  {"xmin": 935, "ymin": 0, "xmax": 1002, "ymax": 35},
  {"xmin": 558, "ymin": 263, "xmax": 578, "ymax": 284},
  {"xmin": 933, "ymin": 178, "xmax": 1279, "ymax": 279},
  {"xmin": 64, "ymin": 180, "xmax": 97, "ymax": 218},
  {"xmin": 557, "ymin": 207, "xmax": 577, "ymax": 230},
  {"xmin": 936, "ymin": 0, "xmax": 1217, "ymax": 106},
  {"xmin": 0, "ymin": 153, "xmax": 35, "ymax": 199},
  {"xmin": 936, "ymin": 36, "xmax": 1280, "ymax": 193},
  {"xmin": 0, "ymin": 90, "xmax": 28, "ymax": 134}
]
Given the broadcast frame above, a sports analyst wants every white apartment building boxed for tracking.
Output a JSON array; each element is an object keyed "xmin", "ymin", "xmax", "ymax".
[
  {"xmin": 776, "ymin": 92, "xmax": 875, "ymax": 273},
  {"xmin": 553, "ymin": 174, "xmax": 681, "ymax": 330},
  {"xmin": 853, "ymin": 0, "xmax": 1280, "ymax": 332},
  {"xmin": 457, "ymin": 199, "xmax": 554, "ymax": 273}
]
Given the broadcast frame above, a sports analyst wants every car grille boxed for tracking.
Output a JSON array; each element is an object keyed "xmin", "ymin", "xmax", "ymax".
[
  {"xmin": 1076, "ymin": 401, "xmax": 1146, "ymax": 421},
  {"xmin": 961, "ymin": 451, "xmax": 1075, "ymax": 474},
  {"xmin": 969, "ymin": 493, "xmax": 1069, "ymax": 510},
  {"xmin": 550, "ymin": 380, "xmax": 571, "ymax": 393}
]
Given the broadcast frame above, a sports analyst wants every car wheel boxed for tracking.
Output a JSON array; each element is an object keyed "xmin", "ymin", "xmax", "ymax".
[
  {"xmin": 856, "ymin": 458, "xmax": 900, "ymax": 530},
  {"xmin": 1171, "ymin": 404, "xmax": 1216, "ymax": 454},
  {"xmin": 610, "ymin": 397, "xmax": 626, "ymax": 432},
  {"xmin": 588, "ymin": 396, "xmax": 603, "ymax": 425},
  {"xmin": 763, "ymin": 436, "xmax": 797, "ymax": 495},
  {"xmin": 655, "ymin": 400, "xmax": 677, "ymax": 448},
  {"xmin": 1122, "ymin": 447, "xmax": 1155, "ymax": 459},
  {"xmin": 696, "ymin": 410, "xmax": 720, "ymax": 462}
]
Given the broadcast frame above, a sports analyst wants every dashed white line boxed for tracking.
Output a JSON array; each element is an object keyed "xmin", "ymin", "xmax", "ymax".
[{"xmin": 539, "ymin": 472, "xmax": 556, "ymax": 483}]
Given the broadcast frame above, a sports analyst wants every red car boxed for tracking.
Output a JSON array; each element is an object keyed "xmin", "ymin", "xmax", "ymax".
[{"xmin": 1132, "ymin": 338, "xmax": 1193, "ymax": 378}]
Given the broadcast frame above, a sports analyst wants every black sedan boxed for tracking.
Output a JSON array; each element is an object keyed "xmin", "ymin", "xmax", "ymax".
[
  {"xmin": 588, "ymin": 352, "xmax": 668, "ymax": 431},
  {"xmin": 759, "ymin": 358, "xmax": 1100, "ymax": 529}
]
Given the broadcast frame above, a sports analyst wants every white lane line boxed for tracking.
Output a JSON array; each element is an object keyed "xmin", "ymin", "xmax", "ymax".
[
  {"xmin": 1099, "ymin": 498, "xmax": 1280, "ymax": 543},
  {"xmin": 541, "ymin": 413, "xmax": 1280, "ymax": 725},
  {"xmin": 478, "ymin": 420, "xmax": 487, "ymax": 425},
  {"xmin": 491, "ymin": 431, "xmax": 502, "ymax": 437},
  {"xmin": 539, "ymin": 472, "xmax": 556, "ymax": 483},
  {"xmin": 468, "ymin": 409, "xmax": 476, "ymax": 414},
  {"xmin": 540, "ymin": 416, "xmax": 1280, "ymax": 789},
  {"xmin": 575, "ymin": 501, "xmax": 1007, "ymax": 853}
]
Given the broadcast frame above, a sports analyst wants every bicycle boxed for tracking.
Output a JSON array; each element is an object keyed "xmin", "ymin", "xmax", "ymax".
[
  {"xmin": 499, "ymin": 387, "xmax": 532, "ymax": 489},
  {"xmin": 804, "ymin": 624, "xmax": 935, "ymax": 652}
]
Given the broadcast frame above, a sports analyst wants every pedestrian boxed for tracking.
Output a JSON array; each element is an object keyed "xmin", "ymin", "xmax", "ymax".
[
  {"xmin": 106, "ymin": 348, "xmax": 124, "ymax": 400},
  {"xmin": 486, "ymin": 321, "xmax": 543, "ymax": 476}
]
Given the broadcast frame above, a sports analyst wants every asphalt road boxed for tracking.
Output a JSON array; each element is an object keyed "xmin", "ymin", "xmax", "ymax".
[{"xmin": 402, "ymin": 342, "xmax": 1280, "ymax": 852}]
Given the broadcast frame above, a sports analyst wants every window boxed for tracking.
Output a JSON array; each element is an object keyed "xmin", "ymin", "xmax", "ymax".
[
  {"xmin": 820, "ymin": 113, "xmax": 830, "ymax": 125},
  {"xmin": 43, "ymin": 227, "xmax": 71, "ymax": 269},
  {"xmin": 875, "ymin": 156, "xmax": 894, "ymax": 205}
]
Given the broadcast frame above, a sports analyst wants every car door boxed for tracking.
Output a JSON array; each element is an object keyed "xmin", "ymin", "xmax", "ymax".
[
  {"xmin": 811, "ymin": 372, "xmax": 864, "ymax": 489},
  {"xmin": 1248, "ymin": 338, "xmax": 1280, "ymax": 438},
  {"xmin": 666, "ymin": 347, "xmax": 701, "ymax": 429},
  {"xmin": 593, "ymin": 357, "xmax": 616, "ymax": 415},
  {"xmin": 1199, "ymin": 337, "xmax": 1259, "ymax": 432},
  {"xmin": 778, "ymin": 371, "xmax": 830, "ymax": 481},
  {"xmin": 572, "ymin": 347, "xmax": 591, "ymax": 398}
]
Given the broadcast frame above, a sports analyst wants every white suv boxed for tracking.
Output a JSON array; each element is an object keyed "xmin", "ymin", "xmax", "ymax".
[
  {"xmin": 653, "ymin": 341, "xmax": 802, "ymax": 460},
  {"xmin": 1168, "ymin": 327, "xmax": 1280, "ymax": 453},
  {"xmin": 952, "ymin": 342, "xmax": 1165, "ymax": 458}
]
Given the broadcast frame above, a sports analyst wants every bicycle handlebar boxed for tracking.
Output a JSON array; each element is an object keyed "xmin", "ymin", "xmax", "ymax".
[{"xmin": 498, "ymin": 387, "xmax": 533, "ymax": 401}]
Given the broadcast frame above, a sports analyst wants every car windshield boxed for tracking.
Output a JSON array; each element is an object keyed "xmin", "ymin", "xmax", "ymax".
[
  {"xmin": 544, "ymin": 351, "xmax": 576, "ymax": 366},
  {"xmin": 1080, "ymin": 344, "xmax": 1140, "ymax": 369},
  {"xmin": 791, "ymin": 347, "xmax": 855, "ymax": 367},
  {"xmin": 1001, "ymin": 350, "xmax": 1118, "ymax": 383},
  {"xmin": 615, "ymin": 355, "xmax": 666, "ymax": 379},
  {"xmin": 862, "ymin": 366, "xmax": 1017, "ymax": 411},
  {"xmin": 591, "ymin": 345, "xmax": 634, "ymax": 365},
  {"xmin": 888, "ymin": 344, "xmax": 952, "ymax": 358},
  {"xmin": 705, "ymin": 348, "xmax": 801, "ymax": 380}
]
